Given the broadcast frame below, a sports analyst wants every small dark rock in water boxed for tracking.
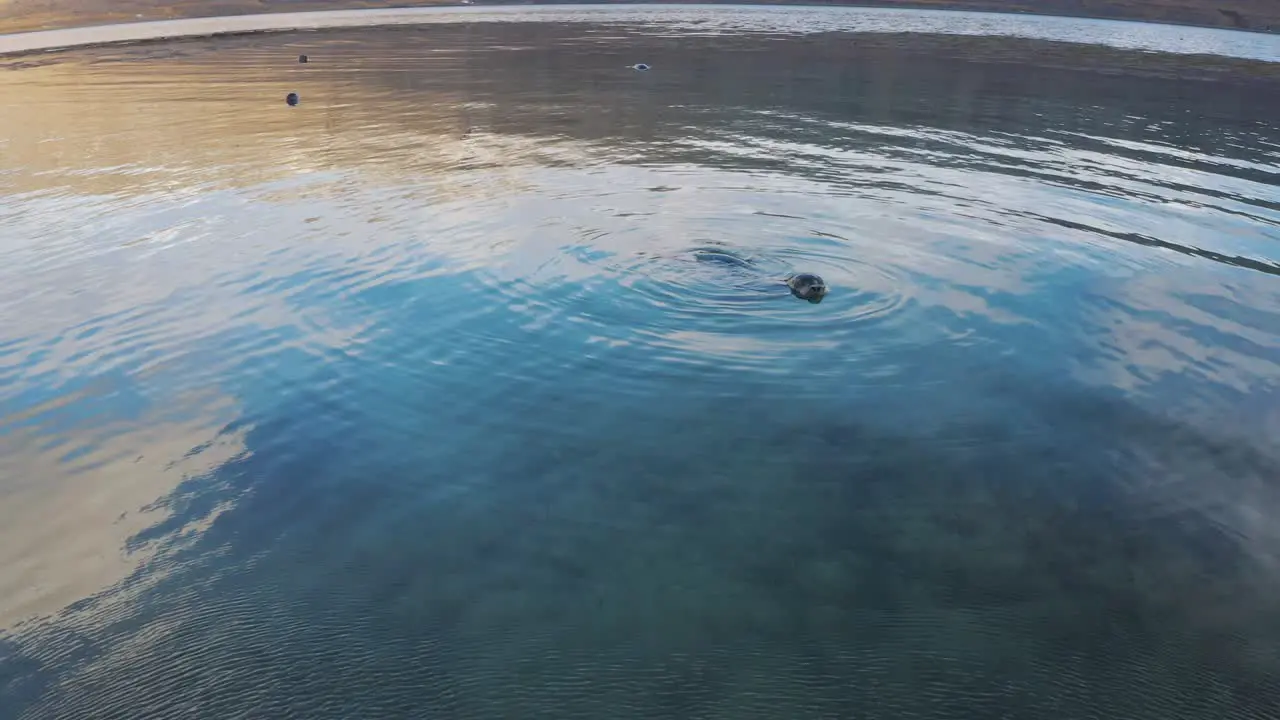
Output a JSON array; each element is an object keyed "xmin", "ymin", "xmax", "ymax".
[
  {"xmin": 299, "ymin": 54, "xmax": 308, "ymax": 63},
  {"xmin": 630, "ymin": 63, "xmax": 650, "ymax": 71},
  {"xmin": 286, "ymin": 92, "xmax": 299, "ymax": 106}
]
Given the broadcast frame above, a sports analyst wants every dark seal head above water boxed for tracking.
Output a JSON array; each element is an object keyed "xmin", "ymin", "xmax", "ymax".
[{"xmin": 786, "ymin": 273, "xmax": 828, "ymax": 303}]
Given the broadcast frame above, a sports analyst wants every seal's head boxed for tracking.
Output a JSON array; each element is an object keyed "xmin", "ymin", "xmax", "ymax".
[{"xmin": 787, "ymin": 273, "xmax": 828, "ymax": 303}]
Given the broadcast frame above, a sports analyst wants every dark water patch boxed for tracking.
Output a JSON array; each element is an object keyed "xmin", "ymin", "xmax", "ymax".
[{"xmin": 5, "ymin": 371, "xmax": 1280, "ymax": 718}]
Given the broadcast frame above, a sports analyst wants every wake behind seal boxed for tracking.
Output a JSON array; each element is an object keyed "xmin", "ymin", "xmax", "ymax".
[{"xmin": 692, "ymin": 247, "xmax": 755, "ymax": 268}]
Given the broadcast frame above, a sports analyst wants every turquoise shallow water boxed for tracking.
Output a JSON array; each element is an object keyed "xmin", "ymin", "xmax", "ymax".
[{"xmin": 2, "ymin": 8, "xmax": 1280, "ymax": 718}]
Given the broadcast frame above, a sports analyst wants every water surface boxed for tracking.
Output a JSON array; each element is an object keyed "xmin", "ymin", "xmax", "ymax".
[{"xmin": 2, "ymin": 8, "xmax": 1280, "ymax": 719}]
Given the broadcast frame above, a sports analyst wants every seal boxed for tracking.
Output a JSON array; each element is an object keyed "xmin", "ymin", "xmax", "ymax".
[
  {"xmin": 786, "ymin": 273, "xmax": 828, "ymax": 303},
  {"xmin": 691, "ymin": 247, "xmax": 828, "ymax": 303}
]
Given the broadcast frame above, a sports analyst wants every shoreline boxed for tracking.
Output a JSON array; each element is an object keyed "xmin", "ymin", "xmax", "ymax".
[
  {"xmin": 0, "ymin": 0, "xmax": 1277, "ymax": 38},
  {"xmin": 1, "ymin": 4, "xmax": 1278, "ymax": 61}
]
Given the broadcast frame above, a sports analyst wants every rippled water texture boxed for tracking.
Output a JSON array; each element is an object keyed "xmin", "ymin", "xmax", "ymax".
[{"xmin": 2, "ymin": 8, "xmax": 1280, "ymax": 719}]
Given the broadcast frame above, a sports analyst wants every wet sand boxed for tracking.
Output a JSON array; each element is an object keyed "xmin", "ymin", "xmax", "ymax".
[
  {"xmin": 0, "ymin": 6, "xmax": 471, "ymax": 57},
  {"xmin": 0, "ymin": 0, "xmax": 461, "ymax": 36}
]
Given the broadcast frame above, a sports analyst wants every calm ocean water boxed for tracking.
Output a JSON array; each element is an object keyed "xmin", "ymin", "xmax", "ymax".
[{"xmin": 2, "ymin": 7, "xmax": 1280, "ymax": 718}]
